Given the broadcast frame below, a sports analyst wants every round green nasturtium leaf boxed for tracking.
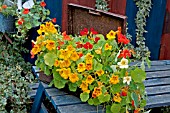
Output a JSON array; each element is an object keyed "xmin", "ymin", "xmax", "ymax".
[
  {"xmin": 88, "ymin": 98, "xmax": 94, "ymax": 105},
  {"xmin": 44, "ymin": 53, "xmax": 57, "ymax": 67},
  {"xmin": 54, "ymin": 80, "xmax": 65, "ymax": 89},
  {"xmin": 111, "ymin": 103, "xmax": 121, "ymax": 113},
  {"xmin": 131, "ymin": 67, "xmax": 146, "ymax": 83},
  {"xmin": 80, "ymin": 92, "xmax": 89, "ymax": 102},
  {"xmin": 68, "ymin": 83, "xmax": 77, "ymax": 92},
  {"xmin": 106, "ymin": 105, "xmax": 112, "ymax": 113}
]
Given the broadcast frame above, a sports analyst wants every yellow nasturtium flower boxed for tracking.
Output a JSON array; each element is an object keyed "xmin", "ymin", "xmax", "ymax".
[
  {"xmin": 86, "ymin": 75, "xmax": 94, "ymax": 84},
  {"xmin": 77, "ymin": 63, "xmax": 86, "ymax": 72},
  {"xmin": 80, "ymin": 81, "xmax": 88, "ymax": 91},
  {"xmin": 113, "ymin": 93, "xmax": 122, "ymax": 103},
  {"xmin": 104, "ymin": 43, "xmax": 112, "ymax": 50},
  {"xmin": 106, "ymin": 30, "xmax": 116, "ymax": 40},
  {"xmin": 60, "ymin": 68, "xmax": 71, "ymax": 79},
  {"xmin": 95, "ymin": 47, "xmax": 102, "ymax": 54},
  {"xmin": 96, "ymin": 70, "xmax": 104, "ymax": 76},
  {"xmin": 46, "ymin": 40, "xmax": 56, "ymax": 51},
  {"xmin": 59, "ymin": 49, "xmax": 71, "ymax": 60},
  {"xmin": 37, "ymin": 24, "xmax": 46, "ymax": 35},
  {"xmin": 69, "ymin": 73, "xmax": 79, "ymax": 83},
  {"xmin": 67, "ymin": 45, "xmax": 75, "ymax": 53},
  {"xmin": 70, "ymin": 51, "xmax": 79, "ymax": 61},
  {"xmin": 85, "ymin": 53, "xmax": 94, "ymax": 60},
  {"xmin": 110, "ymin": 74, "xmax": 119, "ymax": 84},
  {"xmin": 31, "ymin": 44, "xmax": 41, "ymax": 55}
]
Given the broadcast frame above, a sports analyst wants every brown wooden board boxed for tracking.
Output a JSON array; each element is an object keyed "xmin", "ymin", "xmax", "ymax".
[{"xmin": 67, "ymin": 3, "xmax": 126, "ymax": 35}]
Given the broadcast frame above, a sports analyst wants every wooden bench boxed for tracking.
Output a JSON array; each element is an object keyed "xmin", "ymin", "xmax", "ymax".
[{"xmin": 30, "ymin": 60, "xmax": 170, "ymax": 113}]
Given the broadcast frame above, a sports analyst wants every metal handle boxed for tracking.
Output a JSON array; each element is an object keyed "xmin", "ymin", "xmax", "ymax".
[{"xmin": 89, "ymin": 10, "xmax": 101, "ymax": 16}]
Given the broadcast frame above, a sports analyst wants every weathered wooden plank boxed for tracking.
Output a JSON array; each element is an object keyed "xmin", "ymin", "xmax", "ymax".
[
  {"xmin": 45, "ymin": 88, "xmax": 68, "ymax": 99},
  {"xmin": 146, "ymin": 93, "xmax": 170, "ymax": 108},
  {"xmin": 51, "ymin": 95, "xmax": 82, "ymax": 109},
  {"xmin": 39, "ymin": 103, "xmax": 48, "ymax": 113},
  {"xmin": 28, "ymin": 83, "xmax": 39, "ymax": 89},
  {"xmin": 31, "ymin": 82, "xmax": 45, "ymax": 113},
  {"xmin": 145, "ymin": 65, "xmax": 170, "ymax": 72},
  {"xmin": 57, "ymin": 104, "xmax": 104, "ymax": 113},
  {"xmin": 146, "ymin": 85, "xmax": 170, "ymax": 96},
  {"xmin": 28, "ymin": 90, "xmax": 37, "ymax": 99},
  {"xmin": 146, "ymin": 70, "xmax": 170, "ymax": 79},
  {"xmin": 144, "ymin": 77, "xmax": 170, "ymax": 87}
]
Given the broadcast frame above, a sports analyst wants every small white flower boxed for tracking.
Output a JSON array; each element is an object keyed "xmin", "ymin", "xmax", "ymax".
[
  {"xmin": 117, "ymin": 58, "xmax": 129, "ymax": 69},
  {"xmin": 123, "ymin": 76, "xmax": 131, "ymax": 85}
]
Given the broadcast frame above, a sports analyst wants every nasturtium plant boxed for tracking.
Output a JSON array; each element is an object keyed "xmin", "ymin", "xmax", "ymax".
[{"xmin": 31, "ymin": 22, "xmax": 148, "ymax": 113}]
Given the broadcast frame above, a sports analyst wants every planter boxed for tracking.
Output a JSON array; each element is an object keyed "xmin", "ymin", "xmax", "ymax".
[
  {"xmin": 39, "ymin": 71, "xmax": 53, "ymax": 84},
  {"xmin": 0, "ymin": 13, "xmax": 15, "ymax": 33}
]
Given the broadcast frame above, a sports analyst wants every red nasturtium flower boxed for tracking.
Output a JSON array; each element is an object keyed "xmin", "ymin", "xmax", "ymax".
[
  {"xmin": 132, "ymin": 100, "xmax": 135, "ymax": 107},
  {"xmin": 18, "ymin": 18, "xmax": 24, "ymax": 25},
  {"xmin": 76, "ymin": 42, "xmax": 83, "ymax": 48},
  {"xmin": 118, "ymin": 33, "xmax": 130, "ymax": 44},
  {"xmin": 94, "ymin": 37, "xmax": 100, "ymax": 43},
  {"xmin": 40, "ymin": 1, "xmax": 46, "ymax": 7},
  {"xmin": 80, "ymin": 28, "xmax": 88, "ymax": 36},
  {"xmin": 121, "ymin": 91, "xmax": 127, "ymax": 96},
  {"xmin": 83, "ymin": 42, "xmax": 93, "ymax": 50},
  {"xmin": 118, "ymin": 49, "xmax": 131, "ymax": 58},
  {"xmin": 23, "ymin": 8, "xmax": 29, "ymax": 14},
  {"xmin": 52, "ymin": 18, "xmax": 56, "ymax": 23},
  {"xmin": 90, "ymin": 28, "xmax": 98, "ymax": 35},
  {"xmin": 2, "ymin": 4, "xmax": 7, "ymax": 9}
]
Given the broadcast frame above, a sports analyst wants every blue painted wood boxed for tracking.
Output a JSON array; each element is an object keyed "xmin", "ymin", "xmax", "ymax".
[
  {"xmin": 145, "ymin": 65, "xmax": 170, "ymax": 72},
  {"xmin": 51, "ymin": 95, "xmax": 82, "ymax": 109},
  {"xmin": 28, "ymin": 90, "xmax": 37, "ymax": 99},
  {"xmin": 146, "ymin": 93, "xmax": 170, "ymax": 108},
  {"xmin": 147, "ymin": 71, "xmax": 170, "ymax": 79},
  {"xmin": 57, "ymin": 104, "xmax": 104, "ymax": 113},
  {"xmin": 44, "ymin": 0, "xmax": 62, "ymax": 27},
  {"xmin": 31, "ymin": 82, "xmax": 45, "ymax": 113},
  {"xmin": 28, "ymin": 83, "xmax": 39, "ymax": 89},
  {"xmin": 146, "ymin": 85, "xmax": 170, "ymax": 96},
  {"xmin": 144, "ymin": 77, "xmax": 170, "ymax": 87},
  {"xmin": 45, "ymin": 88, "xmax": 67, "ymax": 98},
  {"xmin": 39, "ymin": 103, "xmax": 48, "ymax": 113},
  {"xmin": 126, "ymin": 0, "xmax": 167, "ymax": 60}
]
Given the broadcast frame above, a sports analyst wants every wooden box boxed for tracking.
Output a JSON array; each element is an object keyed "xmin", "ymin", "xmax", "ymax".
[{"xmin": 67, "ymin": 3, "xmax": 127, "ymax": 35}]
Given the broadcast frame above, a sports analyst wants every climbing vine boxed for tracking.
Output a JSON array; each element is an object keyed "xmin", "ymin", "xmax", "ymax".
[{"xmin": 134, "ymin": 0, "xmax": 152, "ymax": 60}]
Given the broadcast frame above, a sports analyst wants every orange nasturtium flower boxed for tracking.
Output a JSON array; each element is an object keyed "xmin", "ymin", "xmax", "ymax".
[
  {"xmin": 105, "ymin": 43, "xmax": 112, "ymax": 50},
  {"xmin": 66, "ymin": 45, "xmax": 75, "ymax": 53},
  {"xmin": 86, "ymin": 75, "xmax": 94, "ymax": 84},
  {"xmin": 54, "ymin": 59, "xmax": 60, "ymax": 67},
  {"xmin": 110, "ymin": 74, "xmax": 119, "ymax": 84},
  {"xmin": 70, "ymin": 51, "xmax": 79, "ymax": 61},
  {"xmin": 46, "ymin": 40, "xmax": 56, "ymax": 51},
  {"xmin": 96, "ymin": 70, "xmax": 104, "ymax": 76},
  {"xmin": 59, "ymin": 60, "xmax": 67, "ymax": 68},
  {"xmin": 92, "ymin": 87, "xmax": 102, "ymax": 98},
  {"xmin": 86, "ymin": 63, "xmax": 93, "ymax": 71},
  {"xmin": 2, "ymin": 5, "xmax": 7, "ymax": 9},
  {"xmin": 77, "ymin": 63, "xmax": 86, "ymax": 72},
  {"xmin": 31, "ymin": 44, "xmax": 41, "ymax": 55},
  {"xmin": 106, "ymin": 30, "xmax": 116, "ymax": 40},
  {"xmin": 69, "ymin": 73, "xmax": 79, "ymax": 83},
  {"xmin": 113, "ymin": 93, "xmax": 122, "ymax": 103}
]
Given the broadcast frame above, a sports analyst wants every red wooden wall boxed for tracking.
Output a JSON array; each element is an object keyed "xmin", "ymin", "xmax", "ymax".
[
  {"xmin": 159, "ymin": 0, "xmax": 170, "ymax": 60},
  {"xmin": 61, "ymin": 0, "xmax": 127, "ymax": 32}
]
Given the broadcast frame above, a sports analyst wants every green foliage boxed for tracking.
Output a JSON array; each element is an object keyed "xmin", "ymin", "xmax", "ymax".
[
  {"xmin": 95, "ymin": 0, "xmax": 109, "ymax": 11},
  {"xmin": 0, "ymin": 64, "xmax": 34, "ymax": 112},
  {"xmin": 134, "ymin": 0, "xmax": 152, "ymax": 60}
]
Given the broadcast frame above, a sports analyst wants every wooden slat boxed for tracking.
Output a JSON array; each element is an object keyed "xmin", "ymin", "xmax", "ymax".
[
  {"xmin": 28, "ymin": 90, "xmax": 37, "ymax": 99},
  {"xmin": 51, "ymin": 95, "xmax": 82, "ymax": 109},
  {"xmin": 146, "ymin": 70, "xmax": 170, "ymax": 79},
  {"xmin": 28, "ymin": 83, "xmax": 39, "ymax": 89},
  {"xmin": 39, "ymin": 103, "xmax": 48, "ymax": 113},
  {"xmin": 146, "ymin": 93, "xmax": 170, "ymax": 108},
  {"xmin": 145, "ymin": 65, "xmax": 170, "ymax": 72},
  {"xmin": 146, "ymin": 85, "xmax": 170, "ymax": 96},
  {"xmin": 45, "ymin": 88, "xmax": 67, "ymax": 99},
  {"xmin": 57, "ymin": 104, "xmax": 104, "ymax": 113},
  {"xmin": 144, "ymin": 77, "xmax": 170, "ymax": 87}
]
